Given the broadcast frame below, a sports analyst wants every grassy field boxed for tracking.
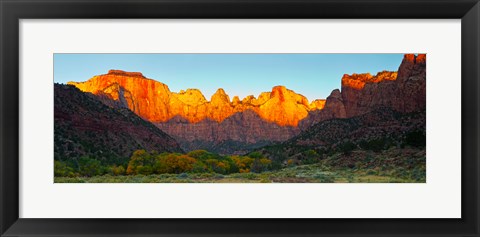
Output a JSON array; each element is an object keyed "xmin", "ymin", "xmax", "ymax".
[
  {"xmin": 55, "ymin": 161, "xmax": 425, "ymax": 183},
  {"xmin": 55, "ymin": 148, "xmax": 426, "ymax": 183},
  {"xmin": 54, "ymin": 167, "xmax": 422, "ymax": 183}
]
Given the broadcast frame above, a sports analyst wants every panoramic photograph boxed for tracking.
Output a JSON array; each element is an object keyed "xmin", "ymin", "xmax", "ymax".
[{"xmin": 54, "ymin": 54, "xmax": 426, "ymax": 183}]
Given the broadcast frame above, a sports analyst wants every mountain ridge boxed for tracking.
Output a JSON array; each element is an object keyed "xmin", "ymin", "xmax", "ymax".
[
  {"xmin": 54, "ymin": 84, "xmax": 183, "ymax": 164},
  {"xmin": 68, "ymin": 71, "xmax": 325, "ymax": 127}
]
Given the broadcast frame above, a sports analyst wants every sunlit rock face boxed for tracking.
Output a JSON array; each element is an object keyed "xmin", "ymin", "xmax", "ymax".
[
  {"xmin": 341, "ymin": 71, "xmax": 398, "ymax": 117},
  {"xmin": 300, "ymin": 54, "xmax": 426, "ymax": 129},
  {"xmin": 341, "ymin": 71, "xmax": 398, "ymax": 90},
  {"xmin": 68, "ymin": 70, "xmax": 325, "ymax": 127},
  {"xmin": 68, "ymin": 70, "xmax": 172, "ymax": 122},
  {"xmin": 309, "ymin": 99, "xmax": 326, "ymax": 110},
  {"xmin": 256, "ymin": 86, "xmax": 311, "ymax": 126},
  {"xmin": 340, "ymin": 54, "xmax": 426, "ymax": 117}
]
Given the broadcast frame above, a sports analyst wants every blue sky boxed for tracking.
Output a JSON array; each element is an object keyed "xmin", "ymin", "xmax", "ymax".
[{"xmin": 54, "ymin": 54, "xmax": 403, "ymax": 101}]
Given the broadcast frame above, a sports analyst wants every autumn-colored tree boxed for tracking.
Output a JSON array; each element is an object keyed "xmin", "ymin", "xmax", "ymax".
[
  {"xmin": 187, "ymin": 150, "xmax": 209, "ymax": 159},
  {"xmin": 126, "ymin": 150, "xmax": 156, "ymax": 175},
  {"xmin": 204, "ymin": 159, "xmax": 231, "ymax": 174},
  {"xmin": 155, "ymin": 153, "xmax": 196, "ymax": 174},
  {"xmin": 205, "ymin": 159, "xmax": 219, "ymax": 172},
  {"xmin": 110, "ymin": 165, "xmax": 126, "ymax": 176},
  {"xmin": 232, "ymin": 156, "xmax": 254, "ymax": 173},
  {"xmin": 176, "ymin": 155, "xmax": 196, "ymax": 173},
  {"xmin": 287, "ymin": 159, "xmax": 295, "ymax": 166}
]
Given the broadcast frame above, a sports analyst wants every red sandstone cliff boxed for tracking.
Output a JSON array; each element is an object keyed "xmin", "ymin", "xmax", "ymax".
[
  {"xmin": 68, "ymin": 70, "xmax": 324, "ymax": 127},
  {"xmin": 299, "ymin": 54, "xmax": 426, "ymax": 129},
  {"xmin": 340, "ymin": 54, "xmax": 426, "ymax": 117}
]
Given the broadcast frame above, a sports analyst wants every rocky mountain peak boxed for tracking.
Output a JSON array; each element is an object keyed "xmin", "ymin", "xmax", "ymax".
[
  {"xmin": 403, "ymin": 54, "xmax": 426, "ymax": 65},
  {"xmin": 232, "ymin": 96, "xmax": 241, "ymax": 106},
  {"xmin": 211, "ymin": 88, "xmax": 230, "ymax": 103},
  {"xmin": 397, "ymin": 54, "xmax": 427, "ymax": 82},
  {"xmin": 174, "ymin": 89, "xmax": 207, "ymax": 106},
  {"xmin": 69, "ymin": 70, "xmax": 327, "ymax": 127},
  {"xmin": 309, "ymin": 99, "xmax": 326, "ymax": 110},
  {"xmin": 342, "ymin": 71, "xmax": 397, "ymax": 90},
  {"xmin": 107, "ymin": 69, "xmax": 145, "ymax": 78},
  {"xmin": 242, "ymin": 95, "xmax": 256, "ymax": 104},
  {"xmin": 329, "ymin": 89, "xmax": 342, "ymax": 99},
  {"xmin": 271, "ymin": 85, "xmax": 288, "ymax": 102}
]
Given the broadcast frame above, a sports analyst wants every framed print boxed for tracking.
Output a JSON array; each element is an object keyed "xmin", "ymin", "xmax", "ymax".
[{"xmin": 1, "ymin": 0, "xmax": 479, "ymax": 236}]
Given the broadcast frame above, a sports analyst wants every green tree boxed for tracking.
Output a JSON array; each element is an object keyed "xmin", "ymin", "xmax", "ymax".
[
  {"xmin": 405, "ymin": 130, "xmax": 426, "ymax": 148},
  {"xmin": 54, "ymin": 160, "xmax": 76, "ymax": 177},
  {"xmin": 192, "ymin": 160, "xmax": 208, "ymax": 173},
  {"xmin": 249, "ymin": 152, "xmax": 263, "ymax": 159},
  {"xmin": 126, "ymin": 150, "xmax": 156, "ymax": 175},
  {"xmin": 251, "ymin": 158, "xmax": 272, "ymax": 173},
  {"xmin": 338, "ymin": 141, "xmax": 356, "ymax": 155},
  {"xmin": 110, "ymin": 165, "xmax": 126, "ymax": 176},
  {"xmin": 155, "ymin": 153, "xmax": 196, "ymax": 174},
  {"xmin": 303, "ymin": 149, "xmax": 320, "ymax": 164},
  {"xmin": 78, "ymin": 156, "xmax": 103, "ymax": 177}
]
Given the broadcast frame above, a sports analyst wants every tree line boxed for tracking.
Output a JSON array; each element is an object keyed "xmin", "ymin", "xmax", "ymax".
[{"xmin": 54, "ymin": 149, "xmax": 272, "ymax": 177}]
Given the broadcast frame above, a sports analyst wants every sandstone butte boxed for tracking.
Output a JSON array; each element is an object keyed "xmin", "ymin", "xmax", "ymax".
[{"xmin": 68, "ymin": 70, "xmax": 326, "ymax": 127}]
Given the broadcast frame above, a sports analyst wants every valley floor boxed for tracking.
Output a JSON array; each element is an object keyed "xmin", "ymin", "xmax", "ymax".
[{"xmin": 55, "ymin": 156, "xmax": 425, "ymax": 183}]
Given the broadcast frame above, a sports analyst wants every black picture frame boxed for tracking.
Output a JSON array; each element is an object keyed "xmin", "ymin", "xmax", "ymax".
[{"xmin": 1, "ymin": 0, "xmax": 479, "ymax": 236}]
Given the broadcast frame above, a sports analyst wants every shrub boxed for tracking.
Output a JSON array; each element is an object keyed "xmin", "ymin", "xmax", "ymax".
[
  {"xmin": 303, "ymin": 149, "xmax": 320, "ymax": 164},
  {"xmin": 360, "ymin": 138, "xmax": 393, "ymax": 152},
  {"xmin": 249, "ymin": 151, "xmax": 263, "ymax": 159},
  {"xmin": 338, "ymin": 141, "xmax": 356, "ymax": 155},
  {"xmin": 110, "ymin": 165, "xmax": 126, "ymax": 176},
  {"xmin": 54, "ymin": 160, "xmax": 77, "ymax": 177},
  {"xmin": 155, "ymin": 154, "xmax": 196, "ymax": 174},
  {"xmin": 251, "ymin": 158, "xmax": 272, "ymax": 173},
  {"xmin": 405, "ymin": 130, "xmax": 426, "ymax": 148},
  {"xmin": 192, "ymin": 160, "xmax": 209, "ymax": 173},
  {"xmin": 126, "ymin": 150, "xmax": 156, "ymax": 175},
  {"xmin": 232, "ymin": 156, "xmax": 254, "ymax": 173},
  {"xmin": 187, "ymin": 150, "xmax": 209, "ymax": 159},
  {"xmin": 78, "ymin": 156, "xmax": 104, "ymax": 177}
]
